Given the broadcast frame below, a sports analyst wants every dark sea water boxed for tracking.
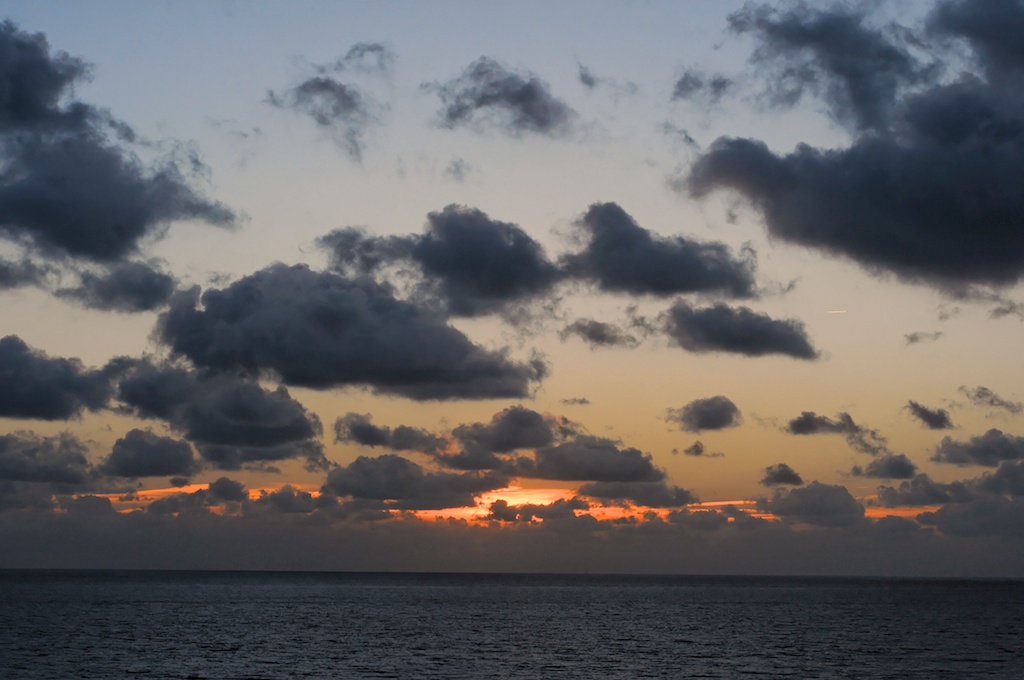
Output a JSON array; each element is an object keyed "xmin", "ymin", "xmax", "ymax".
[{"xmin": 1, "ymin": 571, "xmax": 1022, "ymax": 679}]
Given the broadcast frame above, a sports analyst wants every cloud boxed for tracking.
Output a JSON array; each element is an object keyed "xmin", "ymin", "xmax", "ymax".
[
  {"xmin": 559, "ymin": 397, "xmax": 591, "ymax": 406},
  {"xmin": 852, "ymin": 453, "xmax": 918, "ymax": 480},
  {"xmin": 561, "ymin": 202, "xmax": 756, "ymax": 298},
  {"xmin": 158, "ymin": 263, "xmax": 546, "ymax": 400},
  {"xmin": 688, "ymin": 2, "xmax": 1024, "ymax": 293},
  {"xmin": 267, "ymin": 78, "xmax": 376, "ymax": 161},
  {"xmin": 932, "ymin": 429, "xmax": 1024, "ymax": 467},
  {"xmin": 906, "ymin": 400, "xmax": 954, "ymax": 429},
  {"xmin": 0, "ymin": 257, "xmax": 49, "ymax": 289},
  {"xmin": 528, "ymin": 435, "xmax": 665, "ymax": 483},
  {"xmin": 904, "ymin": 331, "xmax": 942, "ymax": 345},
  {"xmin": 664, "ymin": 301, "xmax": 819, "ymax": 359},
  {"xmin": 453, "ymin": 405, "xmax": 565, "ymax": 454},
  {"xmin": 0, "ymin": 22, "xmax": 235, "ymax": 263},
  {"xmin": 917, "ymin": 496, "xmax": 1024, "ymax": 537},
  {"xmin": 254, "ymin": 485, "xmax": 319, "ymax": 514},
  {"xmin": 958, "ymin": 385, "xmax": 1022, "ymax": 415},
  {"xmin": 785, "ymin": 411, "xmax": 889, "ymax": 456},
  {"xmin": 56, "ymin": 261, "xmax": 177, "ymax": 312},
  {"xmin": 577, "ymin": 481, "xmax": 696, "ymax": 508},
  {"xmin": 444, "ymin": 157, "xmax": 472, "ymax": 182},
  {"xmin": 208, "ymin": 477, "xmax": 248, "ymax": 503},
  {"xmin": 728, "ymin": 3, "xmax": 933, "ymax": 131},
  {"xmin": 666, "ymin": 395, "xmax": 742, "ymax": 432},
  {"xmin": 761, "ymin": 463, "xmax": 803, "ymax": 486},
  {"xmin": 0, "ymin": 335, "xmax": 113, "ymax": 420},
  {"xmin": 409, "ymin": 205, "xmax": 561, "ymax": 316},
  {"xmin": 266, "ymin": 42, "xmax": 393, "ymax": 161},
  {"xmin": 319, "ymin": 205, "xmax": 560, "ymax": 317},
  {"xmin": 679, "ymin": 441, "xmax": 723, "ymax": 457},
  {"xmin": 928, "ymin": 0, "xmax": 1024, "ymax": 86},
  {"xmin": 99, "ymin": 428, "xmax": 198, "ymax": 479},
  {"xmin": 762, "ymin": 481, "xmax": 866, "ymax": 527},
  {"xmin": 322, "ymin": 454, "xmax": 507, "ymax": 510},
  {"xmin": 877, "ymin": 473, "xmax": 974, "ymax": 507},
  {"xmin": 486, "ymin": 497, "xmax": 590, "ymax": 523},
  {"xmin": 333, "ymin": 413, "xmax": 446, "ymax": 454},
  {"xmin": 0, "ymin": 431, "xmax": 91, "ymax": 487},
  {"xmin": 559, "ymin": 319, "xmax": 638, "ymax": 349},
  {"xmin": 575, "ymin": 62, "xmax": 637, "ymax": 98},
  {"xmin": 672, "ymin": 69, "xmax": 733, "ymax": 105},
  {"xmin": 977, "ymin": 460, "xmax": 1024, "ymax": 497},
  {"xmin": 429, "ymin": 57, "xmax": 576, "ymax": 137},
  {"xmin": 114, "ymin": 360, "xmax": 326, "ymax": 471}
]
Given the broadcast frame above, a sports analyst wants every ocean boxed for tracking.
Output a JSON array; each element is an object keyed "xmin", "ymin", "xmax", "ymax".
[{"xmin": 1, "ymin": 570, "xmax": 1022, "ymax": 679}]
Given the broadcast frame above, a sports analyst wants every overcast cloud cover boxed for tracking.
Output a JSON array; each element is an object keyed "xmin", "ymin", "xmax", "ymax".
[{"xmin": 1, "ymin": 0, "xmax": 1024, "ymax": 576}]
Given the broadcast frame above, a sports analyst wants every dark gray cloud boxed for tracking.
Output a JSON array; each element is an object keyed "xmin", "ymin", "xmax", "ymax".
[
  {"xmin": 0, "ymin": 335, "xmax": 112, "ymax": 420},
  {"xmin": 114, "ymin": 360, "xmax": 326, "ymax": 471},
  {"xmin": 761, "ymin": 463, "xmax": 803, "ymax": 486},
  {"xmin": 430, "ymin": 406, "xmax": 573, "ymax": 471},
  {"xmin": 932, "ymin": 428, "xmax": 1024, "ymax": 467},
  {"xmin": 577, "ymin": 62, "xmax": 599, "ymax": 89},
  {"xmin": 785, "ymin": 411, "xmax": 889, "ymax": 456},
  {"xmin": 958, "ymin": 385, "xmax": 1022, "ymax": 415},
  {"xmin": 208, "ymin": 476, "xmax": 248, "ymax": 503},
  {"xmin": 255, "ymin": 485, "xmax": 318, "ymax": 514},
  {"xmin": 928, "ymin": 0, "xmax": 1024, "ymax": 85},
  {"xmin": 664, "ymin": 301, "xmax": 819, "ymax": 359},
  {"xmin": 577, "ymin": 481, "xmax": 696, "ymax": 508},
  {"xmin": 680, "ymin": 440, "xmax": 723, "ymax": 457},
  {"xmin": 728, "ymin": 3, "xmax": 933, "ymax": 131},
  {"xmin": 322, "ymin": 454, "xmax": 507, "ymax": 510},
  {"xmin": 528, "ymin": 435, "xmax": 665, "ymax": 483},
  {"xmin": 409, "ymin": 205, "xmax": 561, "ymax": 316},
  {"xmin": 333, "ymin": 413, "xmax": 446, "ymax": 454},
  {"xmin": 267, "ymin": 78, "xmax": 375, "ymax": 161},
  {"xmin": 56, "ymin": 261, "xmax": 176, "ymax": 312},
  {"xmin": 453, "ymin": 405, "xmax": 566, "ymax": 454},
  {"xmin": 0, "ymin": 19, "xmax": 90, "ymax": 130},
  {"xmin": 317, "ymin": 227, "xmax": 413, "ymax": 278},
  {"xmin": 266, "ymin": 43, "xmax": 393, "ymax": 161},
  {"xmin": 0, "ymin": 431, "xmax": 90, "ymax": 487},
  {"xmin": 559, "ymin": 397, "xmax": 591, "ymax": 406},
  {"xmin": 688, "ymin": 2, "xmax": 1024, "ymax": 293},
  {"xmin": 158, "ymin": 263, "xmax": 546, "ymax": 400},
  {"xmin": 672, "ymin": 69, "xmax": 733, "ymax": 105},
  {"xmin": 906, "ymin": 400, "xmax": 954, "ymax": 429},
  {"xmin": 0, "ymin": 22, "xmax": 235, "ymax": 263},
  {"xmin": 561, "ymin": 202, "xmax": 756, "ymax": 298},
  {"xmin": 444, "ymin": 158, "xmax": 472, "ymax": 182},
  {"xmin": 762, "ymin": 481, "xmax": 865, "ymax": 527},
  {"xmin": 977, "ymin": 460, "xmax": 1024, "ymax": 497},
  {"xmin": 575, "ymin": 62, "xmax": 637, "ymax": 98},
  {"xmin": 486, "ymin": 497, "xmax": 590, "ymax": 523},
  {"xmin": 330, "ymin": 42, "xmax": 395, "ymax": 75},
  {"xmin": 852, "ymin": 453, "xmax": 918, "ymax": 479},
  {"xmin": 904, "ymin": 331, "xmax": 942, "ymax": 345},
  {"xmin": 917, "ymin": 496, "xmax": 1024, "ymax": 537},
  {"xmin": 99, "ymin": 428, "xmax": 198, "ymax": 479},
  {"xmin": 559, "ymin": 319, "xmax": 638, "ymax": 348},
  {"xmin": 0, "ymin": 257, "xmax": 48, "ymax": 289},
  {"xmin": 877, "ymin": 473, "xmax": 974, "ymax": 507},
  {"xmin": 667, "ymin": 395, "xmax": 742, "ymax": 433},
  {"xmin": 319, "ymin": 205, "xmax": 561, "ymax": 317},
  {"xmin": 196, "ymin": 440, "xmax": 325, "ymax": 473},
  {"xmin": 430, "ymin": 57, "xmax": 576, "ymax": 137}
]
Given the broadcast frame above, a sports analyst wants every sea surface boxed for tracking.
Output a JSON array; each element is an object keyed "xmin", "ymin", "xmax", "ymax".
[{"xmin": 1, "ymin": 570, "xmax": 1022, "ymax": 679}]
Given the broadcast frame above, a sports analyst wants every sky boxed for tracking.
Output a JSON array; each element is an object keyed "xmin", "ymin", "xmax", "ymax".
[{"xmin": 1, "ymin": 0, "xmax": 1024, "ymax": 576}]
